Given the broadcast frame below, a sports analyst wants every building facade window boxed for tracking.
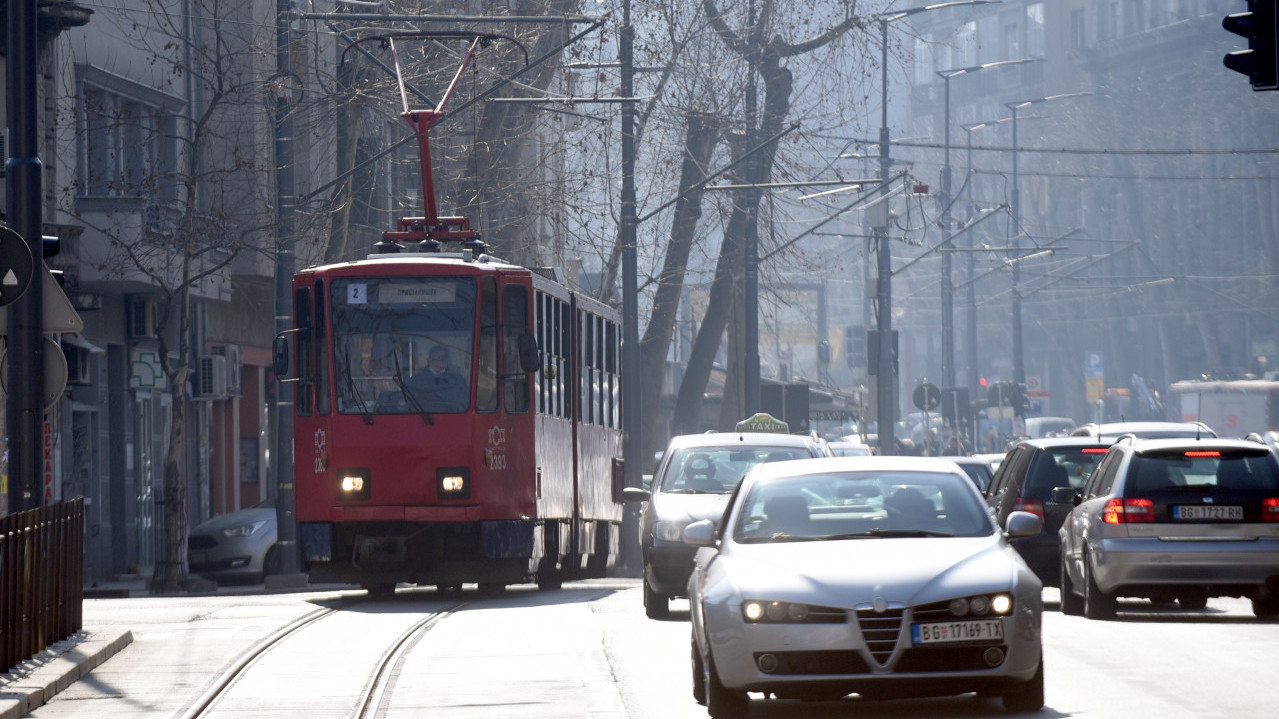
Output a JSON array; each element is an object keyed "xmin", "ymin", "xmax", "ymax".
[
  {"xmin": 77, "ymin": 84, "xmax": 178, "ymax": 202},
  {"xmin": 1026, "ymin": 3, "xmax": 1045, "ymax": 57},
  {"xmin": 1071, "ymin": 9, "xmax": 1087, "ymax": 50}
]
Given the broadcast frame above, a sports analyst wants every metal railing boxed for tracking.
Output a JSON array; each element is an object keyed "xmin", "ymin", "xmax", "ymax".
[{"xmin": 1, "ymin": 498, "xmax": 84, "ymax": 672}]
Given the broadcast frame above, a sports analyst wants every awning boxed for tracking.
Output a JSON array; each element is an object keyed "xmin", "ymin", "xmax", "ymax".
[{"xmin": 61, "ymin": 333, "xmax": 105, "ymax": 354}]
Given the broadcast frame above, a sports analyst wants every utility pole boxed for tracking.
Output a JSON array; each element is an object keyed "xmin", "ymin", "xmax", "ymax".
[
  {"xmin": 270, "ymin": 0, "xmax": 303, "ymax": 583},
  {"xmin": 743, "ymin": 0, "xmax": 760, "ymax": 417},
  {"xmin": 620, "ymin": 1, "xmax": 641, "ymax": 489},
  {"xmin": 874, "ymin": 17, "xmax": 895, "ymax": 455},
  {"xmin": 5, "ymin": 0, "xmax": 46, "ymax": 512}
]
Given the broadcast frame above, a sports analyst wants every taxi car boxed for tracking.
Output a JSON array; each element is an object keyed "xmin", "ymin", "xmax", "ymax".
[
  {"xmin": 623, "ymin": 416, "xmax": 828, "ymax": 618},
  {"xmin": 1057, "ymin": 436, "xmax": 1279, "ymax": 619},
  {"xmin": 685, "ymin": 456, "xmax": 1045, "ymax": 716}
]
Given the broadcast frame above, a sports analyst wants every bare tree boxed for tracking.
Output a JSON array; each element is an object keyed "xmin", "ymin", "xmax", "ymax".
[
  {"xmin": 57, "ymin": 0, "xmax": 298, "ymax": 592},
  {"xmin": 671, "ymin": 0, "xmax": 862, "ymax": 433}
]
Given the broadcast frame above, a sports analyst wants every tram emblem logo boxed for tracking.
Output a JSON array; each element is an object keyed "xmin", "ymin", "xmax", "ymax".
[{"xmin": 488, "ymin": 426, "xmax": 506, "ymax": 447}]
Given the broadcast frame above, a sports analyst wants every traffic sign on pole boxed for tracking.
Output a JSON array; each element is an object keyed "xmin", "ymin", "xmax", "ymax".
[{"xmin": 0, "ymin": 226, "xmax": 35, "ymax": 307}]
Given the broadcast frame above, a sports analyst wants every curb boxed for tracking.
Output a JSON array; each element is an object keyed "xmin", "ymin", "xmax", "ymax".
[{"xmin": 0, "ymin": 628, "xmax": 134, "ymax": 719}]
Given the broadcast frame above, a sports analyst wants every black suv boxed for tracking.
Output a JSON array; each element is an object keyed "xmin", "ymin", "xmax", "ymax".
[{"xmin": 985, "ymin": 437, "xmax": 1112, "ymax": 586}]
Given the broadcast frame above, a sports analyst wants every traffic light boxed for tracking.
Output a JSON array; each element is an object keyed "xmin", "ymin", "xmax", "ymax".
[
  {"xmin": 1224, "ymin": 0, "xmax": 1278, "ymax": 91},
  {"xmin": 42, "ymin": 235, "xmax": 65, "ymax": 286}
]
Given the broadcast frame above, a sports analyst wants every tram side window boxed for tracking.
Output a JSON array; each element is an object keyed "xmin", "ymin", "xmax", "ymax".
[
  {"xmin": 503, "ymin": 284, "xmax": 530, "ymax": 414},
  {"xmin": 606, "ymin": 320, "xmax": 618, "ymax": 429},
  {"xmin": 478, "ymin": 277, "xmax": 499, "ymax": 412},
  {"xmin": 536, "ymin": 292, "xmax": 546, "ymax": 414},
  {"xmin": 295, "ymin": 287, "xmax": 314, "ymax": 416},
  {"xmin": 314, "ymin": 280, "xmax": 331, "ymax": 416},
  {"xmin": 581, "ymin": 312, "xmax": 593, "ymax": 425},
  {"xmin": 560, "ymin": 300, "xmax": 572, "ymax": 419},
  {"xmin": 595, "ymin": 315, "xmax": 606, "ymax": 427}
]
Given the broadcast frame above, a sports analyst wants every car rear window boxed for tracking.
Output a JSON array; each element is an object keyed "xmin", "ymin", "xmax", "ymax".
[
  {"xmin": 1127, "ymin": 449, "xmax": 1279, "ymax": 494},
  {"xmin": 1022, "ymin": 447, "xmax": 1109, "ymax": 499}
]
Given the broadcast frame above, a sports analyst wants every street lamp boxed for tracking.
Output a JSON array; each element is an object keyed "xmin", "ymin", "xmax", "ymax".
[
  {"xmin": 1005, "ymin": 92, "xmax": 1092, "ymax": 393},
  {"xmin": 871, "ymin": 0, "xmax": 998, "ymax": 455},
  {"xmin": 935, "ymin": 58, "xmax": 1040, "ymax": 393}
]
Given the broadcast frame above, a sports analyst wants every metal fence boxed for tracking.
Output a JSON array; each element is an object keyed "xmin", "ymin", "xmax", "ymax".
[{"xmin": 1, "ymin": 498, "xmax": 84, "ymax": 672}]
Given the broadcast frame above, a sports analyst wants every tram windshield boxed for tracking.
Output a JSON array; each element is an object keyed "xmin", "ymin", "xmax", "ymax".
[{"xmin": 330, "ymin": 277, "xmax": 477, "ymax": 415}]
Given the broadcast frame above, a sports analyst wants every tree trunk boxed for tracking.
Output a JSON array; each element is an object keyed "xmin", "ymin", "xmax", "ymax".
[
  {"xmin": 672, "ymin": 57, "xmax": 792, "ymax": 434},
  {"xmin": 639, "ymin": 111, "xmax": 720, "ymax": 461}
]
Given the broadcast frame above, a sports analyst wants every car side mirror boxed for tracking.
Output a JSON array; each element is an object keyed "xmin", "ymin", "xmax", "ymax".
[
  {"xmin": 1005, "ymin": 510, "xmax": 1043, "ymax": 539},
  {"xmin": 683, "ymin": 519, "xmax": 717, "ymax": 547},
  {"xmin": 621, "ymin": 486, "xmax": 650, "ymax": 503},
  {"xmin": 1049, "ymin": 486, "xmax": 1080, "ymax": 506}
]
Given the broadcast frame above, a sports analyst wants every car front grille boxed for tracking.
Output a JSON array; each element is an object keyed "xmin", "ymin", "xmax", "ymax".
[
  {"xmin": 188, "ymin": 535, "xmax": 218, "ymax": 550},
  {"xmin": 895, "ymin": 645, "xmax": 1005, "ymax": 672},
  {"xmin": 855, "ymin": 607, "xmax": 904, "ymax": 665},
  {"xmin": 756, "ymin": 650, "xmax": 871, "ymax": 675}
]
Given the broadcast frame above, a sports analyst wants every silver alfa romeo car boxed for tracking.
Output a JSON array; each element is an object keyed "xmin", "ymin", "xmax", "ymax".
[{"xmin": 685, "ymin": 456, "xmax": 1045, "ymax": 717}]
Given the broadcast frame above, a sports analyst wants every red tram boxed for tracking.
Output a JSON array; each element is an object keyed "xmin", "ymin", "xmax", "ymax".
[
  {"xmin": 281, "ymin": 34, "xmax": 623, "ymax": 594},
  {"xmin": 286, "ymin": 251, "xmax": 623, "ymax": 594}
]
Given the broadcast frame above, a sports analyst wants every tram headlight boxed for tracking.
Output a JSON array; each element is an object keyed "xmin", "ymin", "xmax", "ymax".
[
  {"xmin": 337, "ymin": 468, "xmax": 371, "ymax": 500},
  {"xmin": 437, "ymin": 467, "xmax": 470, "ymax": 499}
]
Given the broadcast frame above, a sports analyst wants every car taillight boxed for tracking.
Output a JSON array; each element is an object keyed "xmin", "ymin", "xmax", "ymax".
[
  {"xmin": 1102, "ymin": 497, "xmax": 1154, "ymax": 524},
  {"xmin": 1013, "ymin": 498, "xmax": 1044, "ymax": 520},
  {"xmin": 1263, "ymin": 498, "xmax": 1279, "ymax": 523}
]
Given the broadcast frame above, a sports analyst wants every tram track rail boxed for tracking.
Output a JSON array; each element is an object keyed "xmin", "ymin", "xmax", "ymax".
[{"xmin": 177, "ymin": 596, "xmax": 470, "ymax": 719}]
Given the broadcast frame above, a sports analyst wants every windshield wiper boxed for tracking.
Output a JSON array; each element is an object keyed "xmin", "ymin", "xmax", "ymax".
[
  {"xmin": 341, "ymin": 341, "xmax": 374, "ymax": 425},
  {"xmin": 857, "ymin": 529, "xmax": 954, "ymax": 538},
  {"xmin": 390, "ymin": 350, "xmax": 434, "ymax": 426}
]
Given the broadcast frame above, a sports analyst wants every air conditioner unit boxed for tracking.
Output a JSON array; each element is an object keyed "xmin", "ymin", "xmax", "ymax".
[
  {"xmin": 128, "ymin": 298, "xmax": 157, "ymax": 339},
  {"xmin": 212, "ymin": 344, "xmax": 242, "ymax": 396},
  {"xmin": 196, "ymin": 354, "xmax": 228, "ymax": 399}
]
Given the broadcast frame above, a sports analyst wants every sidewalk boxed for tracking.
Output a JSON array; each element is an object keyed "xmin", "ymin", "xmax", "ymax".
[
  {"xmin": 1, "ymin": 572, "xmax": 312, "ymax": 719},
  {"xmin": 0, "ymin": 628, "xmax": 134, "ymax": 719}
]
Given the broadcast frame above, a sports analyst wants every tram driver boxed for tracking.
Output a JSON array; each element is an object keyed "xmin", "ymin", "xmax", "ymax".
[{"xmin": 404, "ymin": 344, "xmax": 467, "ymax": 411}]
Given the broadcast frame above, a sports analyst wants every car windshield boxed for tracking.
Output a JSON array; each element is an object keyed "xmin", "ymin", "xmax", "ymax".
[
  {"xmin": 330, "ymin": 277, "xmax": 476, "ymax": 415},
  {"xmin": 659, "ymin": 445, "xmax": 811, "ymax": 494},
  {"xmin": 732, "ymin": 471, "xmax": 994, "ymax": 543},
  {"xmin": 1023, "ymin": 446, "xmax": 1108, "ymax": 499}
]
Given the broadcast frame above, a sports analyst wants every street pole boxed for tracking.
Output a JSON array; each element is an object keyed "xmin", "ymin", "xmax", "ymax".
[
  {"xmin": 939, "ymin": 74, "xmax": 954, "ymax": 390},
  {"xmin": 1009, "ymin": 104, "xmax": 1025, "ymax": 391},
  {"xmin": 1004, "ymin": 92, "xmax": 1090, "ymax": 398},
  {"xmin": 620, "ymin": 1, "xmax": 641, "ymax": 489},
  {"xmin": 5, "ymin": 0, "xmax": 45, "ymax": 512},
  {"xmin": 743, "ymin": 0, "xmax": 760, "ymax": 417},
  {"xmin": 963, "ymin": 125, "xmax": 980, "ymax": 398},
  {"xmin": 270, "ymin": 0, "xmax": 302, "ymax": 581},
  {"xmin": 874, "ymin": 17, "xmax": 895, "ymax": 455}
]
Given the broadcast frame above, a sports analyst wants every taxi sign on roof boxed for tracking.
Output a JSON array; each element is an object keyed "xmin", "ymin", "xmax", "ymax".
[{"xmin": 735, "ymin": 412, "xmax": 790, "ymax": 434}]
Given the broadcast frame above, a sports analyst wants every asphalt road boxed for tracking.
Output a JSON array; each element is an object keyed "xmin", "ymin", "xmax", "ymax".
[{"xmin": 21, "ymin": 580, "xmax": 1279, "ymax": 719}]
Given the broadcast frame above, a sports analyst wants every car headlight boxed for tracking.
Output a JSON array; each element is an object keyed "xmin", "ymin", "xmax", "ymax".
[
  {"xmin": 653, "ymin": 520, "xmax": 689, "ymax": 542},
  {"xmin": 221, "ymin": 520, "xmax": 267, "ymax": 538},
  {"xmin": 741, "ymin": 600, "xmax": 846, "ymax": 624},
  {"xmin": 947, "ymin": 593, "xmax": 1014, "ymax": 617}
]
